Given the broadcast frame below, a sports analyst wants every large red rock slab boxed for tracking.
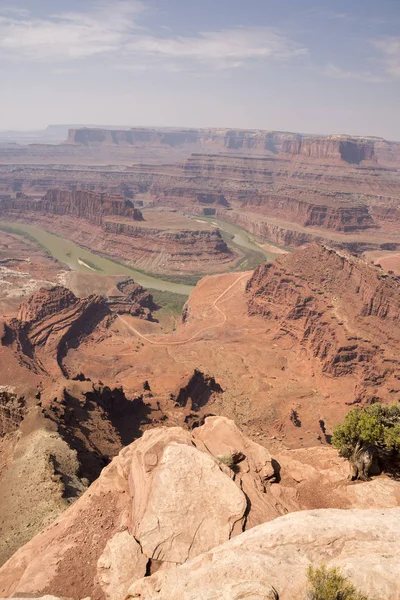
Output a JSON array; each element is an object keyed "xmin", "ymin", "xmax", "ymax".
[
  {"xmin": 127, "ymin": 508, "xmax": 400, "ymax": 600},
  {"xmin": 0, "ymin": 420, "xmax": 249, "ymax": 600}
]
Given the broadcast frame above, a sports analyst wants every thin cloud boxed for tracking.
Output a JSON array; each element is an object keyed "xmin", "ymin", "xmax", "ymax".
[
  {"xmin": 373, "ymin": 37, "xmax": 400, "ymax": 78},
  {"xmin": 0, "ymin": 6, "xmax": 30, "ymax": 17},
  {"xmin": 321, "ymin": 10, "xmax": 352, "ymax": 21},
  {"xmin": 0, "ymin": 1, "xmax": 146, "ymax": 61},
  {"xmin": 124, "ymin": 28, "xmax": 308, "ymax": 70},
  {"xmin": 0, "ymin": 3, "xmax": 308, "ymax": 71},
  {"xmin": 323, "ymin": 63, "xmax": 386, "ymax": 83}
]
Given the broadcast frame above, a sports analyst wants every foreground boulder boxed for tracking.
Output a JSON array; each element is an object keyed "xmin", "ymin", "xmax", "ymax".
[
  {"xmin": 1, "ymin": 417, "xmax": 399, "ymax": 600},
  {"xmin": 127, "ymin": 507, "xmax": 400, "ymax": 600},
  {"xmin": 0, "ymin": 417, "xmax": 274, "ymax": 600}
]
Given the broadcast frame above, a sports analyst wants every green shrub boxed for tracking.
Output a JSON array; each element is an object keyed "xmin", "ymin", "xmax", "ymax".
[
  {"xmin": 217, "ymin": 454, "xmax": 236, "ymax": 470},
  {"xmin": 151, "ymin": 290, "xmax": 187, "ymax": 316},
  {"xmin": 306, "ymin": 564, "xmax": 368, "ymax": 600},
  {"xmin": 332, "ymin": 403, "xmax": 400, "ymax": 459}
]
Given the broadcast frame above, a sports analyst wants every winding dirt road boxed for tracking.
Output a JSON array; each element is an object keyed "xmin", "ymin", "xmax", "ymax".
[{"xmin": 118, "ymin": 273, "xmax": 249, "ymax": 347}]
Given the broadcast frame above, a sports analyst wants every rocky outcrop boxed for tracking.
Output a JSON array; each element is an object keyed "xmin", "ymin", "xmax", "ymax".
[
  {"xmin": 174, "ymin": 369, "xmax": 223, "ymax": 411},
  {"xmin": 106, "ymin": 277, "xmax": 156, "ymax": 320},
  {"xmin": 127, "ymin": 507, "xmax": 400, "ymax": 600},
  {"xmin": 0, "ymin": 191, "xmax": 236, "ymax": 275},
  {"xmin": 0, "ymin": 374, "xmax": 154, "ymax": 567},
  {"xmin": 0, "ymin": 418, "xmax": 277, "ymax": 600},
  {"xmin": 246, "ymin": 244, "xmax": 400, "ymax": 404},
  {"xmin": 0, "ymin": 391, "xmax": 26, "ymax": 436},
  {"xmin": 281, "ymin": 135, "xmax": 377, "ymax": 164},
  {"xmin": 12, "ymin": 189, "xmax": 144, "ymax": 226},
  {"xmin": 1, "ymin": 412, "xmax": 400, "ymax": 599},
  {"xmin": 3, "ymin": 281, "xmax": 157, "ymax": 378},
  {"xmin": 67, "ymin": 127, "xmax": 301, "ymax": 153},
  {"xmin": 192, "ymin": 417, "xmax": 277, "ymax": 529},
  {"xmin": 6, "ymin": 286, "xmax": 111, "ymax": 377}
]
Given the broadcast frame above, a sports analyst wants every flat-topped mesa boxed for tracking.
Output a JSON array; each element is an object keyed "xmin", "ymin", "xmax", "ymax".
[
  {"xmin": 14, "ymin": 189, "xmax": 144, "ymax": 226},
  {"xmin": 151, "ymin": 154, "xmax": 378, "ymax": 233},
  {"xmin": 281, "ymin": 135, "xmax": 377, "ymax": 164},
  {"xmin": 65, "ymin": 127, "xmax": 400, "ymax": 166},
  {"xmin": 68, "ymin": 127, "xmax": 200, "ymax": 146},
  {"xmin": 66, "ymin": 127, "xmax": 302, "ymax": 153},
  {"xmin": 246, "ymin": 244, "xmax": 400, "ymax": 404}
]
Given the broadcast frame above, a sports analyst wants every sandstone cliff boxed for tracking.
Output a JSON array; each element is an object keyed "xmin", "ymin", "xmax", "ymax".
[
  {"xmin": 0, "ymin": 190, "xmax": 236, "ymax": 275},
  {"xmin": 5, "ymin": 286, "xmax": 111, "ymax": 377},
  {"xmin": 66, "ymin": 127, "xmax": 301, "ymax": 154},
  {"xmin": 246, "ymin": 244, "xmax": 400, "ymax": 404},
  {"xmin": 281, "ymin": 135, "xmax": 377, "ymax": 164},
  {"xmin": 65, "ymin": 127, "xmax": 400, "ymax": 168},
  {"xmin": 13, "ymin": 189, "xmax": 144, "ymax": 226}
]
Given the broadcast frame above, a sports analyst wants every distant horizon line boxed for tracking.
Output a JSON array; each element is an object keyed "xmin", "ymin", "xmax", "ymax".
[{"xmin": 0, "ymin": 124, "xmax": 397, "ymax": 143}]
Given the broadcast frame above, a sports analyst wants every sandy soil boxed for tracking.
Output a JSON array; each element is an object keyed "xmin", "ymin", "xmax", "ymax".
[
  {"xmin": 363, "ymin": 250, "xmax": 400, "ymax": 275},
  {"xmin": 109, "ymin": 208, "xmax": 214, "ymax": 231},
  {"xmin": 0, "ymin": 229, "xmax": 64, "ymax": 314},
  {"xmin": 61, "ymin": 271, "xmax": 354, "ymax": 453}
]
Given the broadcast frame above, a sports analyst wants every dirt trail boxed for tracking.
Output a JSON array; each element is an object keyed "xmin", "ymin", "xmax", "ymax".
[{"xmin": 118, "ymin": 273, "xmax": 249, "ymax": 347}]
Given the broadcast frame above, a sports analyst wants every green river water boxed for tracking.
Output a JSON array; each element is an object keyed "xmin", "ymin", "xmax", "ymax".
[
  {"xmin": 0, "ymin": 221, "xmax": 194, "ymax": 295},
  {"xmin": 0, "ymin": 218, "xmax": 280, "ymax": 296}
]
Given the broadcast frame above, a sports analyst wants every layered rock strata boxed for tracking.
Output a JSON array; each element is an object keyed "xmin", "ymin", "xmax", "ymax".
[
  {"xmin": 4, "ymin": 286, "xmax": 111, "ymax": 377},
  {"xmin": 66, "ymin": 127, "xmax": 400, "ymax": 167},
  {"xmin": 66, "ymin": 127, "xmax": 302, "ymax": 154},
  {"xmin": 106, "ymin": 277, "xmax": 156, "ymax": 319},
  {"xmin": 13, "ymin": 189, "xmax": 144, "ymax": 225},
  {"xmin": 246, "ymin": 244, "xmax": 400, "ymax": 404},
  {"xmin": 3, "ymin": 283, "xmax": 160, "ymax": 376},
  {"xmin": 2, "ymin": 131, "xmax": 400, "ymax": 253},
  {"xmin": 281, "ymin": 135, "xmax": 376, "ymax": 164},
  {"xmin": 0, "ymin": 189, "xmax": 236, "ymax": 275}
]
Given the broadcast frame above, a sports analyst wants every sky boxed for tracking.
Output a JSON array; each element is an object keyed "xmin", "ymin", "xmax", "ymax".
[{"xmin": 0, "ymin": 0, "xmax": 399, "ymax": 139}]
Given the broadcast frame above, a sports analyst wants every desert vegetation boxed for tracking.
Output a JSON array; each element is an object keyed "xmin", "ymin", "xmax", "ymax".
[
  {"xmin": 332, "ymin": 403, "xmax": 400, "ymax": 480},
  {"xmin": 306, "ymin": 564, "xmax": 368, "ymax": 600}
]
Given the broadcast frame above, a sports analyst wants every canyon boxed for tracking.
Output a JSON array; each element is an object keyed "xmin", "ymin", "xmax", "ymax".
[
  {"xmin": 1, "ymin": 128, "xmax": 400, "ymax": 260},
  {"xmin": 1, "ymin": 241, "xmax": 400, "ymax": 569},
  {"xmin": 0, "ymin": 126, "xmax": 400, "ymax": 599},
  {"xmin": 0, "ymin": 189, "xmax": 240, "ymax": 276}
]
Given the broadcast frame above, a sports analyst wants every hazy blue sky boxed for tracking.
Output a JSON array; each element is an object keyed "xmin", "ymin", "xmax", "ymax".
[{"xmin": 0, "ymin": 0, "xmax": 399, "ymax": 138}]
